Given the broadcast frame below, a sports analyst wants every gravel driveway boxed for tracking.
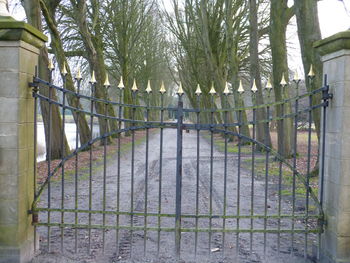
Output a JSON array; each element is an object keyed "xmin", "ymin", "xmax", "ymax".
[{"xmin": 32, "ymin": 128, "xmax": 316, "ymax": 263}]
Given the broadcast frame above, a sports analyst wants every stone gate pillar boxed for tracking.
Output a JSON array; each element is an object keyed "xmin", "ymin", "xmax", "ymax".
[
  {"xmin": 0, "ymin": 15, "xmax": 47, "ymax": 263},
  {"xmin": 315, "ymin": 31, "xmax": 350, "ymax": 263}
]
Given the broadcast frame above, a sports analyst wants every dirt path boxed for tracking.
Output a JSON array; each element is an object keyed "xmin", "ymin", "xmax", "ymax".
[{"xmin": 32, "ymin": 129, "xmax": 315, "ymax": 263}]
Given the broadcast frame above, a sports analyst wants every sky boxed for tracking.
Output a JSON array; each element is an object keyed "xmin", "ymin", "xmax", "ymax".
[{"xmin": 318, "ymin": 0, "xmax": 350, "ymax": 37}]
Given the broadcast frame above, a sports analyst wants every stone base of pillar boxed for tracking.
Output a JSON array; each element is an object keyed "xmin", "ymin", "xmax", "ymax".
[
  {"xmin": 315, "ymin": 31, "xmax": 350, "ymax": 263},
  {"xmin": 0, "ymin": 237, "xmax": 38, "ymax": 263},
  {"xmin": 0, "ymin": 19, "xmax": 46, "ymax": 263}
]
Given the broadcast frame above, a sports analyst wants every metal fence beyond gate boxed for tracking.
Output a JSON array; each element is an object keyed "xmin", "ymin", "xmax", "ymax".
[{"xmin": 29, "ymin": 68, "xmax": 332, "ymax": 262}]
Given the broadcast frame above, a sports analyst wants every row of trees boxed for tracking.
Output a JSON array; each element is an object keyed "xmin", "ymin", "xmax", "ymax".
[
  {"xmin": 22, "ymin": 0, "xmax": 172, "ymax": 159},
  {"xmin": 19, "ymin": 0, "xmax": 323, "ymax": 159},
  {"xmin": 167, "ymin": 0, "xmax": 323, "ymax": 157}
]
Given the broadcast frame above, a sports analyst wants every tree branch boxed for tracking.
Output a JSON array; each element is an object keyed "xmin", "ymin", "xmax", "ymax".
[{"xmin": 47, "ymin": 48, "xmax": 87, "ymax": 58}]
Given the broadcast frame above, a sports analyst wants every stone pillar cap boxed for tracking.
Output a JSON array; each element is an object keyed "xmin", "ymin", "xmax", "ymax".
[
  {"xmin": 0, "ymin": 19, "xmax": 47, "ymax": 48},
  {"xmin": 314, "ymin": 30, "xmax": 350, "ymax": 56}
]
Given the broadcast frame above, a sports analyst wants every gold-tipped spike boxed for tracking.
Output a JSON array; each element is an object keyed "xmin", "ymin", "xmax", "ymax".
[
  {"xmin": 177, "ymin": 82, "xmax": 184, "ymax": 95},
  {"xmin": 118, "ymin": 76, "xmax": 125, "ymax": 89},
  {"xmin": 48, "ymin": 58, "xmax": 54, "ymax": 71},
  {"xmin": 251, "ymin": 79, "xmax": 258, "ymax": 93},
  {"xmin": 223, "ymin": 82, "xmax": 231, "ymax": 95},
  {"xmin": 266, "ymin": 77, "xmax": 273, "ymax": 90},
  {"xmin": 280, "ymin": 74, "xmax": 288, "ymax": 86},
  {"xmin": 237, "ymin": 80, "xmax": 245, "ymax": 94},
  {"xmin": 61, "ymin": 62, "xmax": 68, "ymax": 76},
  {"xmin": 131, "ymin": 79, "xmax": 138, "ymax": 92},
  {"xmin": 293, "ymin": 70, "xmax": 300, "ymax": 82},
  {"xmin": 90, "ymin": 71, "xmax": 96, "ymax": 83},
  {"xmin": 159, "ymin": 81, "xmax": 166, "ymax": 94},
  {"xmin": 104, "ymin": 73, "xmax": 110, "ymax": 87},
  {"xmin": 209, "ymin": 82, "xmax": 216, "ymax": 95},
  {"xmin": 146, "ymin": 80, "xmax": 152, "ymax": 93},
  {"xmin": 75, "ymin": 67, "xmax": 82, "ymax": 80},
  {"xmin": 195, "ymin": 84, "xmax": 202, "ymax": 96},
  {"xmin": 308, "ymin": 64, "xmax": 315, "ymax": 77}
]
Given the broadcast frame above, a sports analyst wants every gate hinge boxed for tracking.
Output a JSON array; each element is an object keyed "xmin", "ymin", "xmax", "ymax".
[
  {"xmin": 28, "ymin": 209, "xmax": 39, "ymax": 224},
  {"xmin": 322, "ymin": 85, "xmax": 333, "ymax": 101},
  {"xmin": 29, "ymin": 81, "xmax": 39, "ymax": 94},
  {"xmin": 318, "ymin": 217, "xmax": 327, "ymax": 233}
]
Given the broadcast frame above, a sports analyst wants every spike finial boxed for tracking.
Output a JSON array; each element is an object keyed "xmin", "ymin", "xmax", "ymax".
[
  {"xmin": 293, "ymin": 70, "xmax": 300, "ymax": 82},
  {"xmin": 48, "ymin": 58, "xmax": 54, "ymax": 71},
  {"xmin": 104, "ymin": 73, "xmax": 110, "ymax": 87},
  {"xmin": 280, "ymin": 74, "xmax": 288, "ymax": 86},
  {"xmin": 223, "ymin": 82, "xmax": 231, "ymax": 95},
  {"xmin": 75, "ymin": 67, "xmax": 82, "ymax": 80},
  {"xmin": 159, "ymin": 81, "xmax": 166, "ymax": 94},
  {"xmin": 308, "ymin": 64, "xmax": 315, "ymax": 77},
  {"xmin": 61, "ymin": 62, "xmax": 68, "ymax": 76},
  {"xmin": 195, "ymin": 84, "xmax": 202, "ymax": 96},
  {"xmin": 177, "ymin": 82, "xmax": 184, "ymax": 96},
  {"xmin": 118, "ymin": 76, "xmax": 125, "ymax": 89},
  {"xmin": 146, "ymin": 80, "xmax": 152, "ymax": 93},
  {"xmin": 237, "ymin": 80, "xmax": 244, "ymax": 94},
  {"xmin": 90, "ymin": 71, "xmax": 96, "ymax": 84},
  {"xmin": 251, "ymin": 79, "xmax": 258, "ymax": 93},
  {"xmin": 209, "ymin": 82, "xmax": 216, "ymax": 95},
  {"xmin": 131, "ymin": 79, "xmax": 138, "ymax": 92},
  {"xmin": 266, "ymin": 77, "xmax": 272, "ymax": 90}
]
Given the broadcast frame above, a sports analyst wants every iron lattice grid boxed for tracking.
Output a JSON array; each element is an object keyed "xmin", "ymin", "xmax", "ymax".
[{"xmin": 29, "ymin": 70, "xmax": 332, "ymax": 262}]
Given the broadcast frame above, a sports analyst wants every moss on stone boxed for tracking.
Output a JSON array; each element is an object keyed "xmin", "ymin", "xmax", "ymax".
[
  {"xmin": 314, "ymin": 30, "xmax": 350, "ymax": 56},
  {"xmin": 0, "ymin": 19, "xmax": 47, "ymax": 48}
]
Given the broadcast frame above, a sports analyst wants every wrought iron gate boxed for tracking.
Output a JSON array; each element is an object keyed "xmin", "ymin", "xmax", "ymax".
[{"xmin": 29, "ymin": 67, "xmax": 332, "ymax": 262}]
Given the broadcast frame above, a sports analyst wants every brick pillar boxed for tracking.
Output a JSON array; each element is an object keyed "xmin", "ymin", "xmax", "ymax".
[
  {"xmin": 315, "ymin": 31, "xmax": 350, "ymax": 263},
  {"xmin": 0, "ymin": 17, "xmax": 47, "ymax": 263}
]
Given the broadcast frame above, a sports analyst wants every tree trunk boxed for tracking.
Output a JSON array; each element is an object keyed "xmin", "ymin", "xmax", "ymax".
[
  {"xmin": 269, "ymin": 0, "xmax": 294, "ymax": 157},
  {"xmin": 225, "ymin": 0, "xmax": 250, "ymax": 139},
  {"xmin": 249, "ymin": 0, "xmax": 271, "ymax": 148},
  {"xmin": 22, "ymin": 0, "xmax": 70, "ymax": 160},
  {"xmin": 40, "ymin": 0, "xmax": 91, "ymax": 147},
  {"xmin": 69, "ymin": 0, "xmax": 114, "ymax": 143},
  {"xmin": 294, "ymin": 0, "xmax": 322, "ymax": 141}
]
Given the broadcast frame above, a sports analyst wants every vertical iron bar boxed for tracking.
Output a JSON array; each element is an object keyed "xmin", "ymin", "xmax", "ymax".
[
  {"xmin": 320, "ymin": 75, "xmax": 328, "ymax": 210},
  {"xmin": 102, "ymin": 98, "xmax": 108, "ymax": 252},
  {"xmin": 157, "ymin": 93, "xmax": 164, "ymax": 256},
  {"xmin": 130, "ymin": 90, "xmax": 136, "ymax": 257},
  {"xmin": 236, "ymin": 109, "xmax": 242, "ymax": 259},
  {"xmin": 209, "ymin": 95, "xmax": 215, "ymax": 255},
  {"xmin": 116, "ymin": 88, "xmax": 123, "ymax": 251},
  {"xmin": 250, "ymin": 94, "xmax": 256, "ymax": 254},
  {"xmin": 88, "ymin": 81, "xmax": 95, "ymax": 253},
  {"xmin": 263, "ymin": 91, "xmax": 271, "ymax": 256},
  {"xmin": 195, "ymin": 94, "xmax": 201, "ymax": 258},
  {"xmin": 47, "ymin": 69, "xmax": 53, "ymax": 252},
  {"xmin": 305, "ymin": 88, "xmax": 313, "ymax": 258},
  {"xmin": 175, "ymin": 96, "xmax": 183, "ymax": 258},
  {"xmin": 144, "ymin": 92, "xmax": 150, "ymax": 256},
  {"xmin": 222, "ymin": 94, "xmax": 228, "ymax": 255},
  {"xmin": 74, "ymin": 78, "xmax": 81, "ymax": 253},
  {"xmin": 60, "ymin": 74, "xmax": 67, "ymax": 252},
  {"xmin": 33, "ymin": 67, "xmax": 38, "ymax": 253},
  {"xmin": 318, "ymin": 75, "xmax": 329, "ymax": 259},
  {"xmin": 277, "ymin": 88, "xmax": 285, "ymax": 255},
  {"xmin": 291, "ymin": 81, "xmax": 300, "ymax": 255}
]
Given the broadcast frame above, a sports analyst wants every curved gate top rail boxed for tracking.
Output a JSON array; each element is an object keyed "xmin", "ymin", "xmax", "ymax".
[{"xmin": 29, "ymin": 67, "xmax": 332, "ymax": 262}]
